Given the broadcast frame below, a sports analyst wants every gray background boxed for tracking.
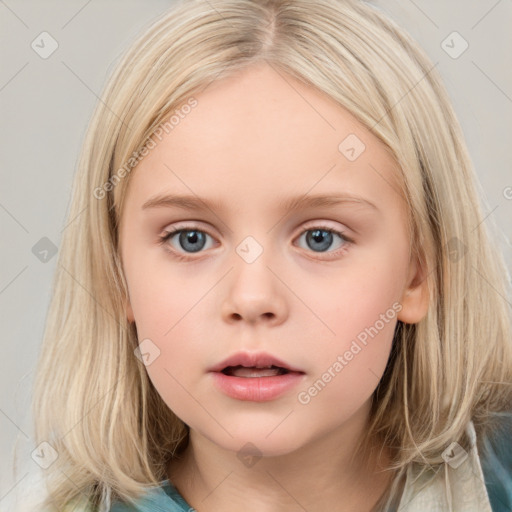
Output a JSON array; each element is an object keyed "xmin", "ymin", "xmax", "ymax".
[{"xmin": 1, "ymin": 0, "xmax": 511, "ymax": 505}]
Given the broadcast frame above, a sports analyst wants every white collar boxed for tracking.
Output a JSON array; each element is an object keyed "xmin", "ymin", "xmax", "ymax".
[{"xmin": 397, "ymin": 421, "xmax": 492, "ymax": 511}]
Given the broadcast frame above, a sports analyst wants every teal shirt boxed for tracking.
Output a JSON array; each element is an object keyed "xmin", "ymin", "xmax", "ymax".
[
  {"xmin": 110, "ymin": 479, "xmax": 193, "ymax": 512},
  {"xmin": 110, "ymin": 414, "xmax": 512, "ymax": 511},
  {"xmin": 480, "ymin": 411, "xmax": 512, "ymax": 511}
]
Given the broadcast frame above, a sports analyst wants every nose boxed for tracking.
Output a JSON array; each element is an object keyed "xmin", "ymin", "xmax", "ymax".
[{"xmin": 220, "ymin": 247, "xmax": 288, "ymax": 326}]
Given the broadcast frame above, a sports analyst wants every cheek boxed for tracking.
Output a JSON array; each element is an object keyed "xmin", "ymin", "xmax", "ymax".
[
  {"xmin": 291, "ymin": 248, "xmax": 403, "ymax": 408},
  {"xmin": 125, "ymin": 250, "xmax": 210, "ymax": 340},
  {"xmin": 294, "ymin": 288, "xmax": 398, "ymax": 428},
  {"xmin": 295, "ymin": 247, "xmax": 404, "ymax": 349},
  {"xmin": 130, "ymin": 280, "xmax": 209, "ymax": 425},
  {"xmin": 124, "ymin": 255, "xmax": 211, "ymax": 399}
]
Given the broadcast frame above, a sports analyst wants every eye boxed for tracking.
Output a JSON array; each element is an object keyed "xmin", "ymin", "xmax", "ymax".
[
  {"xmin": 159, "ymin": 226, "xmax": 215, "ymax": 256},
  {"xmin": 158, "ymin": 223, "xmax": 353, "ymax": 260},
  {"xmin": 295, "ymin": 225, "xmax": 352, "ymax": 255}
]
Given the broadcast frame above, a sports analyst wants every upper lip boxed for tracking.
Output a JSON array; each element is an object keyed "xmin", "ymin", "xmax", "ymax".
[{"xmin": 209, "ymin": 351, "xmax": 304, "ymax": 373}]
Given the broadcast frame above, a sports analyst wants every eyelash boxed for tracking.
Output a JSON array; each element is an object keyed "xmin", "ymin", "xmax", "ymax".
[{"xmin": 158, "ymin": 223, "xmax": 354, "ymax": 261}]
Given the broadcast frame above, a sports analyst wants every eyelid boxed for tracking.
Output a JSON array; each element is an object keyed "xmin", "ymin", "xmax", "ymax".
[
  {"xmin": 161, "ymin": 219, "xmax": 212, "ymax": 232},
  {"xmin": 298, "ymin": 219, "xmax": 353, "ymax": 238},
  {"xmin": 160, "ymin": 219, "xmax": 353, "ymax": 239}
]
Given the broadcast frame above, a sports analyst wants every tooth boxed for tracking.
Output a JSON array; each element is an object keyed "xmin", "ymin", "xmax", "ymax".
[{"xmin": 231, "ymin": 367, "xmax": 282, "ymax": 378}]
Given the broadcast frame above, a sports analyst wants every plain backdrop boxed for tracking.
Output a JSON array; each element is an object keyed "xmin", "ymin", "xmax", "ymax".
[{"xmin": 1, "ymin": 0, "xmax": 511, "ymax": 506}]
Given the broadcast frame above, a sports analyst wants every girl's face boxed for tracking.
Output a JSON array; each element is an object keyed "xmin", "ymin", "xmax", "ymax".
[{"xmin": 119, "ymin": 62, "xmax": 428, "ymax": 457}]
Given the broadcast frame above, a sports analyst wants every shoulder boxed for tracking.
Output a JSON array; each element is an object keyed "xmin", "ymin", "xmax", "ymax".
[
  {"xmin": 1, "ymin": 465, "xmax": 185, "ymax": 512},
  {"xmin": 479, "ymin": 411, "xmax": 512, "ymax": 512},
  {"xmin": 397, "ymin": 418, "xmax": 503, "ymax": 511}
]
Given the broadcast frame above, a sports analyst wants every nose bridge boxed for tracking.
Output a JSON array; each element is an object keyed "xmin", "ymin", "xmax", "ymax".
[
  {"xmin": 231, "ymin": 232, "xmax": 276, "ymax": 293},
  {"xmin": 221, "ymin": 231, "xmax": 288, "ymax": 324},
  {"xmin": 227, "ymin": 205, "xmax": 277, "ymax": 266},
  {"xmin": 235, "ymin": 234, "xmax": 267, "ymax": 267}
]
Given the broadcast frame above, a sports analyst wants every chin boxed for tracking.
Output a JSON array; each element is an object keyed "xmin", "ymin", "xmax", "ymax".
[{"xmin": 193, "ymin": 416, "xmax": 312, "ymax": 459}]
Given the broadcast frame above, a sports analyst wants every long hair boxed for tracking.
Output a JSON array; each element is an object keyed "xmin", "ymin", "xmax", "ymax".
[{"xmin": 27, "ymin": 0, "xmax": 512, "ymax": 509}]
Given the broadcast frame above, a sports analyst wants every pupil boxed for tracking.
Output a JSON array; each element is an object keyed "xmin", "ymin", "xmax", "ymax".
[
  {"xmin": 307, "ymin": 229, "xmax": 332, "ymax": 252},
  {"xmin": 179, "ymin": 230, "xmax": 205, "ymax": 253}
]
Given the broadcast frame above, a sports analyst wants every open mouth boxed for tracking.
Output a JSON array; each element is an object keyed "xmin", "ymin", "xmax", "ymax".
[
  {"xmin": 221, "ymin": 365, "xmax": 290, "ymax": 378},
  {"xmin": 209, "ymin": 352, "xmax": 305, "ymax": 401}
]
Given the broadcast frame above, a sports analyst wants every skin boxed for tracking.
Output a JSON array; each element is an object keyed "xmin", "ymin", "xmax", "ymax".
[{"xmin": 119, "ymin": 61, "xmax": 429, "ymax": 511}]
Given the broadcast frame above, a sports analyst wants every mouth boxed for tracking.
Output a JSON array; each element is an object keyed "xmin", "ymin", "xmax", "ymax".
[
  {"xmin": 209, "ymin": 351, "xmax": 304, "ymax": 375},
  {"xmin": 209, "ymin": 352, "xmax": 305, "ymax": 402},
  {"xmin": 221, "ymin": 364, "xmax": 291, "ymax": 378}
]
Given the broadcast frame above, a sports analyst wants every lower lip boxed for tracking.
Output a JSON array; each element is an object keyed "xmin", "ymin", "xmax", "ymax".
[{"xmin": 210, "ymin": 371, "xmax": 305, "ymax": 402}]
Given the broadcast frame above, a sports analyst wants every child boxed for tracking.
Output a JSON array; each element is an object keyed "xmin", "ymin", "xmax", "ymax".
[{"xmin": 25, "ymin": 0, "xmax": 512, "ymax": 510}]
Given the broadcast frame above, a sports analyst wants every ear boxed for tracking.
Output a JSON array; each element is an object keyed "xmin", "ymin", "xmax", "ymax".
[{"xmin": 397, "ymin": 253, "xmax": 429, "ymax": 324}]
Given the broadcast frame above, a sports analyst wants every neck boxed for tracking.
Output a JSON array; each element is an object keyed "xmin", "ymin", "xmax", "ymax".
[{"xmin": 167, "ymin": 403, "xmax": 396, "ymax": 512}]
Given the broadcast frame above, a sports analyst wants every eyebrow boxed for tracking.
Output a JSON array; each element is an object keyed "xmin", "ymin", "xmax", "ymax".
[{"xmin": 141, "ymin": 193, "xmax": 379, "ymax": 213}]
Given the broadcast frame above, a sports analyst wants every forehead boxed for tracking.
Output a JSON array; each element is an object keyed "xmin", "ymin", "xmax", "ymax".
[{"xmin": 123, "ymin": 62, "xmax": 404, "ymax": 217}]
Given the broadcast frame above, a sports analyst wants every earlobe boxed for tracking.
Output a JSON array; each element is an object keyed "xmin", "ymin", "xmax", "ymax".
[{"xmin": 397, "ymin": 256, "xmax": 430, "ymax": 324}]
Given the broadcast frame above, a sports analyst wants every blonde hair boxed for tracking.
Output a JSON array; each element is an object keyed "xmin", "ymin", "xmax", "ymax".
[{"xmin": 26, "ymin": 0, "xmax": 512, "ymax": 509}]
